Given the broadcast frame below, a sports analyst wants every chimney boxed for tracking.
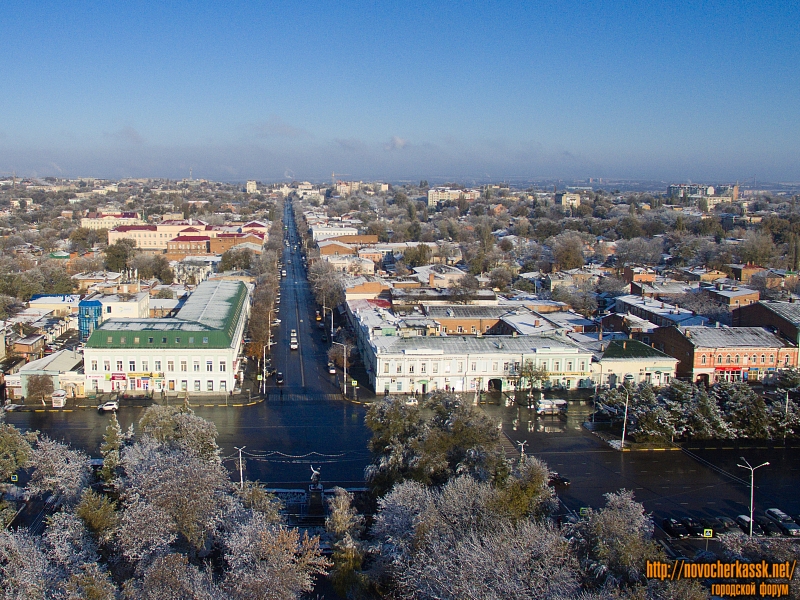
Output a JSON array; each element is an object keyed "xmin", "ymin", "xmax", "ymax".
[{"xmin": 429, "ymin": 273, "xmax": 435, "ymax": 287}]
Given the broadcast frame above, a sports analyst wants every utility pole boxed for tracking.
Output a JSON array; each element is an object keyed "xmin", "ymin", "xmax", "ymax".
[{"xmin": 235, "ymin": 446, "xmax": 246, "ymax": 490}]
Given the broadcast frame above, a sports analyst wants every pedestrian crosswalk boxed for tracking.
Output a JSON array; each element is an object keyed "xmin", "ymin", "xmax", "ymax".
[{"xmin": 266, "ymin": 392, "xmax": 345, "ymax": 403}]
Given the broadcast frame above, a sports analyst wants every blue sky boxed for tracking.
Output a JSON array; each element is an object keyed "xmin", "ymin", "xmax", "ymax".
[{"xmin": 1, "ymin": 0, "xmax": 798, "ymax": 182}]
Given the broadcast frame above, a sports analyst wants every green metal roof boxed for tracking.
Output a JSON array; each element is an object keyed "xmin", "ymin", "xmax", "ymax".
[
  {"xmin": 601, "ymin": 339, "xmax": 673, "ymax": 360},
  {"xmin": 86, "ymin": 280, "xmax": 248, "ymax": 350}
]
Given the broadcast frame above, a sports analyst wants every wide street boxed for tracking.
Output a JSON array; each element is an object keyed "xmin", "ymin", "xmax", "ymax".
[{"xmin": 6, "ymin": 199, "xmax": 800, "ymax": 525}]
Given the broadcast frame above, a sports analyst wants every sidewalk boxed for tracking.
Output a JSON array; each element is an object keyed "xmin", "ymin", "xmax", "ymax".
[{"xmin": 6, "ymin": 388, "xmax": 265, "ymax": 412}]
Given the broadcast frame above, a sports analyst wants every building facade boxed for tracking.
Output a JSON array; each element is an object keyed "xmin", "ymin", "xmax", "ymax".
[{"xmin": 84, "ymin": 280, "xmax": 249, "ymax": 395}]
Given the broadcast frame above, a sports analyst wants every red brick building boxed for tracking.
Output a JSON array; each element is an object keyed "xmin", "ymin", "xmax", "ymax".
[{"xmin": 650, "ymin": 325, "xmax": 797, "ymax": 385}]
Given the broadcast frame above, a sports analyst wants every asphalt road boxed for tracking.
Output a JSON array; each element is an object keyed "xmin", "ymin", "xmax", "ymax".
[{"xmin": 482, "ymin": 397, "xmax": 800, "ymax": 528}]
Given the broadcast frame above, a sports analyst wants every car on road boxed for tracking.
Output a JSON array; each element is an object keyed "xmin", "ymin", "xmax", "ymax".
[
  {"xmin": 271, "ymin": 319, "xmax": 281, "ymax": 326},
  {"xmin": 328, "ymin": 363, "xmax": 336, "ymax": 374},
  {"xmin": 680, "ymin": 517, "xmax": 704, "ymax": 537},
  {"xmin": 548, "ymin": 473, "xmax": 571, "ymax": 487},
  {"xmin": 290, "ymin": 329, "xmax": 297, "ymax": 337},
  {"xmin": 276, "ymin": 372, "xmax": 284, "ymax": 384},
  {"xmin": 290, "ymin": 339, "xmax": 298, "ymax": 350},
  {"xmin": 662, "ymin": 518, "xmax": 690, "ymax": 538},
  {"xmin": 765, "ymin": 509, "xmax": 800, "ymax": 536},
  {"xmin": 281, "ymin": 270, "xmax": 287, "ymax": 277},
  {"xmin": 405, "ymin": 397, "xmax": 418, "ymax": 406},
  {"xmin": 3, "ymin": 404, "xmax": 21, "ymax": 412},
  {"xmin": 99, "ymin": 401, "xmax": 119, "ymax": 412}
]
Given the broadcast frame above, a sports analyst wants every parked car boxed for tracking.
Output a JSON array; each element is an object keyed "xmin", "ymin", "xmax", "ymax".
[
  {"xmin": 662, "ymin": 518, "xmax": 690, "ymax": 538},
  {"xmin": 717, "ymin": 516, "xmax": 737, "ymax": 533},
  {"xmin": 765, "ymin": 509, "xmax": 800, "ymax": 536},
  {"xmin": 755, "ymin": 516, "xmax": 781, "ymax": 536},
  {"xmin": 328, "ymin": 363, "xmax": 336, "ymax": 374},
  {"xmin": 276, "ymin": 372, "xmax": 284, "ymax": 384},
  {"xmin": 736, "ymin": 515, "xmax": 761, "ymax": 535},
  {"xmin": 680, "ymin": 517, "xmax": 704, "ymax": 537},
  {"xmin": 699, "ymin": 517, "xmax": 724, "ymax": 536},
  {"xmin": 99, "ymin": 401, "xmax": 119, "ymax": 412}
]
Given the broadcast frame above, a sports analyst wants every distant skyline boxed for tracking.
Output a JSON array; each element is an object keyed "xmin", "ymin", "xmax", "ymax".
[{"xmin": 1, "ymin": 1, "xmax": 798, "ymax": 183}]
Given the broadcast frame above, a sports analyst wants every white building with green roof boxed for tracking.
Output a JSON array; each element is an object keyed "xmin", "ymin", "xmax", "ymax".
[{"xmin": 84, "ymin": 280, "xmax": 249, "ymax": 395}]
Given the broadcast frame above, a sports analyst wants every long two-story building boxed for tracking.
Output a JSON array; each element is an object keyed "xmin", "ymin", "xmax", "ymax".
[
  {"xmin": 369, "ymin": 334, "xmax": 594, "ymax": 395},
  {"xmin": 84, "ymin": 280, "xmax": 249, "ymax": 395}
]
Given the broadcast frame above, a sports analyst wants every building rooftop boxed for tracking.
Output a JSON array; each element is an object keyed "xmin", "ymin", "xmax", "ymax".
[
  {"xmin": 601, "ymin": 339, "xmax": 676, "ymax": 360},
  {"xmin": 20, "ymin": 349, "xmax": 83, "ymax": 373},
  {"xmin": 372, "ymin": 333, "xmax": 587, "ymax": 356},
  {"xmin": 679, "ymin": 326, "xmax": 792, "ymax": 348},
  {"xmin": 86, "ymin": 280, "xmax": 248, "ymax": 349},
  {"xmin": 754, "ymin": 300, "xmax": 800, "ymax": 325}
]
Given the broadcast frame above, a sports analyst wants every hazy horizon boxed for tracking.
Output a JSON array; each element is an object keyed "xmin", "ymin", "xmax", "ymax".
[{"xmin": 2, "ymin": 1, "xmax": 798, "ymax": 183}]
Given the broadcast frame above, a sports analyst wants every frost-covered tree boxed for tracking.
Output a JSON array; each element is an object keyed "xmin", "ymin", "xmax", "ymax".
[
  {"xmin": 99, "ymin": 412, "xmax": 123, "ymax": 483},
  {"xmin": 567, "ymin": 490, "xmax": 659, "ymax": 589},
  {"xmin": 326, "ymin": 487, "xmax": 366, "ymax": 597},
  {"xmin": 0, "ymin": 529, "xmax": 58, "ymax": 599},
  {"xmin": 715, "ymin": 382, "xmax": 772, "ymax": 439},
  {"xmin": 122, "ymin": 553, "xmax": 221, "ymax": 600},
  {"xmin": 28, "ymin": 435, "xmax": 91, "ymax": 507},
  {"xmin": 683, "ymin": 387, "xmax": 734, "ymax": 440},
  {"xmin": 0, "ymin": 421, "xmax": 32, "ymax": 481},
  {"xmin": 117, "ymin": 440, "xmax": 231, "ymax": 556},
  {"xmin": 373, "ymin": 477, "xmax": 575, "ymax": 599},
  {"xmin": 222, "ymin": 513, "xmax": 331, "ymax": 600},
  {"xmin": 138, "ymin": 405, "xmax": 220, "ymax": 461}
]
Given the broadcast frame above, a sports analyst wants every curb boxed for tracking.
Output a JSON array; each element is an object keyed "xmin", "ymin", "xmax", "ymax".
[{"xmin": 10, "ymin": 396, "xmax": 266, "ymax": 412}]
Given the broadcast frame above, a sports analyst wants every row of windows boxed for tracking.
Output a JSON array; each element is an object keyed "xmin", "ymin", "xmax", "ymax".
[
  {"xmin": 699, "ymin": 353, "xmax": 789, "ymax": 365},
  {"xmin": 382, "ymin": 360, "xmax": 587, "ymax": 374},
  {"xmin": 92, "ymin": 359, "xmax": 227, "ymax": 373},
  {"xmin": 106, "ymin": 335, "xmax": 209, "ymax": 345}
]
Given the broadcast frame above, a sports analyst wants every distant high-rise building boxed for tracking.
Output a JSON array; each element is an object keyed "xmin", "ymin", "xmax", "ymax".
[{"xmin": 246, "ymin": 180, "xmax": 258, "ymax": 194}]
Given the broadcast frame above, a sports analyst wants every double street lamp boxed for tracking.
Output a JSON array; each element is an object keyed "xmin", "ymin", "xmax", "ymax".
[{"xmin": 737, "ymin": 457, "xmax": 769, "ymax": 537}]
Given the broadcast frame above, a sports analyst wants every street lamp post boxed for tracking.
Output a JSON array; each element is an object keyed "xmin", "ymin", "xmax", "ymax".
[
  {"xmin": 620, "ymin": 386, "xmax": 631, "ymax": 450},
  {"xmin": 737, "ymin": 457, "xmax": 769, "ymax": 537},
  {"xmin": 332, "ymin": 341, "xmax": 347, "ymax": 397}
]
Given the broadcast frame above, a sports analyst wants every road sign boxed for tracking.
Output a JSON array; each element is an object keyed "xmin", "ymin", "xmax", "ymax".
[
  {"xmin": 257, "ymin": 375, "xmax": 263, "ymax": 381},
  {"xmin": 351, "ymin": 380, "xmax": 357, "ymax": 387},
  {"xmin": 703, "ymin": 529, "xmax": 713, "ymax": 538},
  {"xmin": 579, "ymin": 507, "xmax": 589, "ymax": 517},
  {"xmin": 10, "ymin": 474, "xmax": 17, "ymax": 482}
]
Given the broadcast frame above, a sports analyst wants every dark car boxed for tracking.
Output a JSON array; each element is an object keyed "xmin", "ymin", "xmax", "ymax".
[
  {"xmin": 765, "ymin": 509, "xmax": 800, "ymax": 536},
  {"xmin": 276, "ymin": 372, "xmax": 284, "ymax": 384},
  {"xmin": 548, "ymin": 472, "xmax": 571, "ymax": 487},
  {"xmin": 699, "ymin": 517, "xmax": 724, "ymax": 537},
  {"xmin": 755, "ymin": 516, "xmax": 781, "ymax": 537},
  {"xmin": 717, "ymin": 516, "xmax": 737, "ymax": 533},
  {"xmin": 736, "ymin": 515, "xmax": 761, "ymax": 536},
  {"xmin": 662, "ymin": 518, "xmax": 690, "ymax": 539},
  {"xmin": 680, "ymin": 517, "xmax": 704, "ymax": 537}
]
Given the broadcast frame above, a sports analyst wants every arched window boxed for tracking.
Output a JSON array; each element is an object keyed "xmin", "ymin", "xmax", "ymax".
[
  {"xmin": 701, "ymin": 355, "xmax": 707, "ymax": 365},
  {"xmin": 769, "ymin": 354, "xmax": 775, "ymax": 363},
  {"xmin": 717, "ymin": 355, "xmax": 723, "ymax": 364},
  {"xmin": 735, "ymin": 355, "xmax": 740, "ymax": 364},
  {"xmin": 726, "ymin": 355, "xmax": 731, "ymax": 364},
  {"xmin": 761, "ymin": 354, "xmax": 766, "ymax": 363}
]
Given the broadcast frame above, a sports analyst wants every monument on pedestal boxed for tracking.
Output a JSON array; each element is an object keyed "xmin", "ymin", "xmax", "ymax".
[{"xmin": 308, "ymin": 465, "xmax": 324, "ymax": 516}]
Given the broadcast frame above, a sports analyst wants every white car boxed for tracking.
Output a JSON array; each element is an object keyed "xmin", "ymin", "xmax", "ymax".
[
  {"xmin": 99, "ymin": 401, "xmax": 119, "ymax": 412},
  {"xmin": 290, "ymin": 340, "xmax": 298, "ymax": 350},
  {"xmin": 290, "ymin": 329, "xmax": 297, "ymax": 337},
  {"xmin": 328, "ymin": 363, "xmax": 336, "ymax": 374},
  {"xmin": 271, "ymin": 319, "xmax": 281, "ymax": 326}
]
